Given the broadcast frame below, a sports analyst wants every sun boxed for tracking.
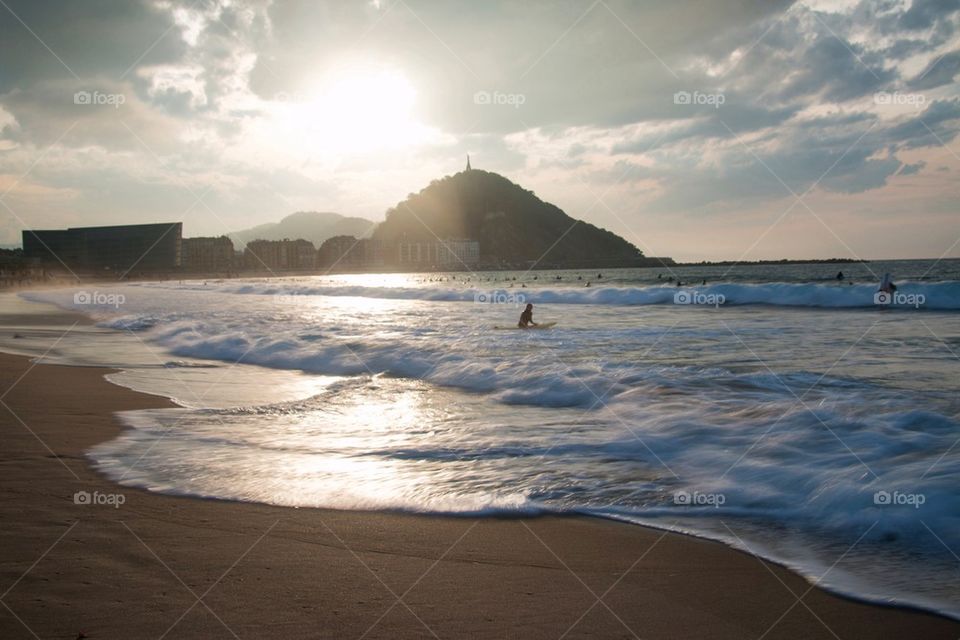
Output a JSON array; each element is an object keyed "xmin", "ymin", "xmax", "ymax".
[{"xmin": 271, "ymin": 64, "xmax": 438, "ymax": 157}]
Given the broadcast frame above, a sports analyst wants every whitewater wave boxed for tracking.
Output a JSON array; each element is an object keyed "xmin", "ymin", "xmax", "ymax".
[
  {"xmin": 140, "ymin": 280, "xmax": 960, "ymax": 310},
  {"xmin": 91, "ymin": 373, "xmax": 960, "ymax": 619}
]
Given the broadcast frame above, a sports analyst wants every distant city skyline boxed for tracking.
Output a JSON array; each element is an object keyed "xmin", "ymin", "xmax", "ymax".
[{"xmin": 0, "ymin": 0, "xmax": 958, "ymax": 261}]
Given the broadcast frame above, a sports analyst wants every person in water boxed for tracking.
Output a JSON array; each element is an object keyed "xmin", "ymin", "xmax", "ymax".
[
  {"xmin": 518, "ymin": 303, "xmax": 538, "ymax": 328},
  {"xmin": 878, "ymin": 273, "xmax": 897, "ymax": 293}
]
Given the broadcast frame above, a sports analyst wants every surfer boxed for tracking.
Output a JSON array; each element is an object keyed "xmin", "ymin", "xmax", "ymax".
[
  {"xmin": 878, "ymin": 273, "xmax": 897, "ymax": 294},
  {"xmin": 518, "ymin": 303, "xmax": 538, "ymax": 328}
]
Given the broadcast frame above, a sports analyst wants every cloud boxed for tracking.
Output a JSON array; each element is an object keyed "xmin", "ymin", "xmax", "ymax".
[
  {"xmin": 898, "ymin": 160, "xmax": 927, "ymax": 174},
  {"xmin": 1, "ymin": 78, "xmax": 185, "ymax": 152},
  {"xmin": 909, "ymin": 50, "xmax": 960, "ymax": 89},
  {"xmin": 899, "ymin": 0, "xmax": 960, "ymax": 31},
  {"xmin": 885, "ymin": 98, "xmax": 960, "ymax": 148},
  {"xmin": 0, "ymin": 0, "xmax": 185, "ymax": 93}
]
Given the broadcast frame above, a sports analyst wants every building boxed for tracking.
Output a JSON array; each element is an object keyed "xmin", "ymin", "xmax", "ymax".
[
  {"xmin": 355, "ymin": 238, "xmax": 385, "ymax": 269},
  {"xmin": 182, "ymin": 236, "xmax": 234, "ymax": 272},
  {"xmin": 22, "ymin": 222, "xmax": 182, "ymax": 273},
  {"xmin": 318, "ymin": 235, "xmax": 359, "ymax": 269},
  {"xmin": 318, "ymin": 236, "xmax": 384, "ymax": 271},
  {"xmin": 0, "ymin": 248, "xmax": 44, "ymax": 288},
  {"xmin": 244, "ymin": 238, "xmax": 316, "ymax": 271},
  {"xmin": 290, "ymin": 239, "xmax": 317, "ymax": 270},
  {"xmin": 397, "ymin": 238, "xmax": 479, "ymax": 268}
]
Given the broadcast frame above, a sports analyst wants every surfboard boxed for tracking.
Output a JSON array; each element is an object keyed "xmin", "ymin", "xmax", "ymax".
[{"xmin": 493, "ymin": 321, "xmax": 557, "ymax": 330}]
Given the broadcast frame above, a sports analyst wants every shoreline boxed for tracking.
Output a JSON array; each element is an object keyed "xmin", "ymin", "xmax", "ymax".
[{"xmin": 1, "ymin": 305, "xmax": 959, "ymax": 637}]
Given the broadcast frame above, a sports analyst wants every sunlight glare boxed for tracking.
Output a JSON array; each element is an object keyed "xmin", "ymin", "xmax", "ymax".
[{"xmin": 273, "ymin": 65, "xmax": 437, "ymax": 156}]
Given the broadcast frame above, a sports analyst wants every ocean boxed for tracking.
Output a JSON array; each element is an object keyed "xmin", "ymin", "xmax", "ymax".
[{"xmin": 5, "ymin": 258, "xmax": 959, "ymax": 619}]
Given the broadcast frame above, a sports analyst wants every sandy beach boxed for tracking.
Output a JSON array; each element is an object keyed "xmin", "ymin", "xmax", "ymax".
[{"xmin": 0, "ymin": 309, "xmax": 955, "ymax": 639}]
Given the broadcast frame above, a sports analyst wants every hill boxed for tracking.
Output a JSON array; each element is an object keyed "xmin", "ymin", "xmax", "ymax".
[
  {"xmin": 373, "ymin": 169, "xmax": 644, "ymax": 267},
  {"xmin": 230, "ymin": 211, "xmax": 375, "ymax": 249}
]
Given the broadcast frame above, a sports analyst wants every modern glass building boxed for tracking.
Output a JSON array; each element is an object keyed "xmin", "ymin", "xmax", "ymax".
[{"xmin": 22, "ymin": 222, "xmax": 182, "ymax": 273}]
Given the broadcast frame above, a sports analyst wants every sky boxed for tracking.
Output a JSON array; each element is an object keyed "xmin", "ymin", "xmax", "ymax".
[{"xmin": 0, "ymin": 0, "xmax": 958, "ymax": 262}]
